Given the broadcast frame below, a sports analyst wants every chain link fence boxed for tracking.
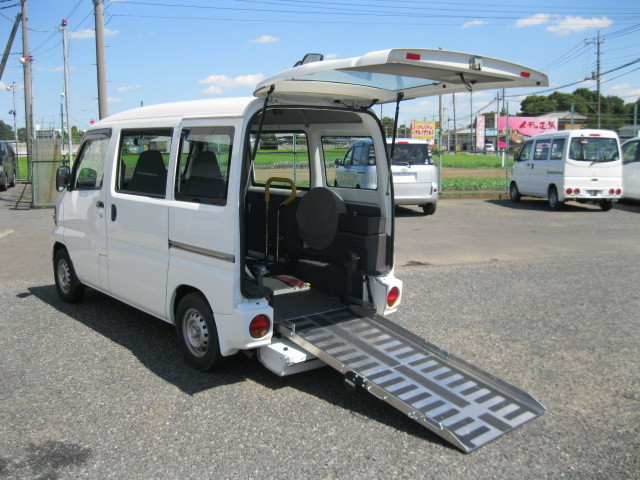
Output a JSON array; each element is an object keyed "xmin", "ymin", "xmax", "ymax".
[{"xmin": 31, "ymin": 139, "xmax": 66, "ymax": 207}]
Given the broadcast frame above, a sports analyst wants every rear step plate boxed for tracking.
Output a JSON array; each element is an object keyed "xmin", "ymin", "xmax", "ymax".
[{"xmin": 277, "ymin": 306, "xmax": 544, "ymax": 453}]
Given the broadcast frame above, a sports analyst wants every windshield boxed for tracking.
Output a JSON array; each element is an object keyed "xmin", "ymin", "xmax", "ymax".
[
  {"xmin": 569, "ymin": 137, "xmax": 619, "ymax": 162},
  {"xmin": 389, "ymin": 143, "xmax": 432, "ymax": 165}
]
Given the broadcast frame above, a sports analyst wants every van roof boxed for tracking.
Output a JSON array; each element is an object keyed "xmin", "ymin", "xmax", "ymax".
[{"xmin": 94, "ymin": 97, "xmax": 257, "ymax": 127}]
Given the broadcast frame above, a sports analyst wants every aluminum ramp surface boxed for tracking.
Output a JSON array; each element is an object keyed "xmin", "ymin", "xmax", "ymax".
[{"xmin": 277, "ymin": 306, "xmax": 545, "ymax": 453}]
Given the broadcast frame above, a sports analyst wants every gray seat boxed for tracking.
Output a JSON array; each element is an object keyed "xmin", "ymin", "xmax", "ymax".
[
  {"xmin": 126, "ymin": 150, "xmax": 167, "ymax": 196},
  {"xmin": 183, "ymin": 151, "xmax": 225, "ymax": 198}
]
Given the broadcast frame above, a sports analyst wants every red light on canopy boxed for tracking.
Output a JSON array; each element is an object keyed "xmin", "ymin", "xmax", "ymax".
[
  {"xmin": 520, "ymin": 71, "xmax": 531, "ymax": 78},
  {"xmin": 406, "ymin": 53, "xmax": 421, "ymax": 61}
]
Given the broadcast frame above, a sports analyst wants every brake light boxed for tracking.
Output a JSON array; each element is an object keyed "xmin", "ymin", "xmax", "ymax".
[
  {"xmin": 520, "ymin": 71, "xmax": 531, "ymax": 78},
  {"xmin": 387, "ymin": 287, "xmax": 400, "ymax": 307},
  {"xmin": 406, "ymin": 53, "xmax": 421, "ymax": 61},
  {"xmin": 609, "ymin": 189, "xmax": 614, "ymax": 194},
  {"xmin": 566, "ymin": 188, "xmax": 572, "ymax": 195},
  {"xmin": 616, "ymin": 188, "xmax": 622, "ymax": 195},
  {"xmin": 249, "ymin": 314, "xmax": 271, "ymax": 338},
  {"xmin": 589, "ymin": 134, "xmax": 601, "ymax": 137},
  {"xmin": 574, "ymin": 188, "xmax": 580, "ymax": 194}
]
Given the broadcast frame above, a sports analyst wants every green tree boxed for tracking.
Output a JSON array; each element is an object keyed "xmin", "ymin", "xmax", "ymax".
[{"xmin": 0, "ymin": 120, "xmax": 14, "ymax": 140}]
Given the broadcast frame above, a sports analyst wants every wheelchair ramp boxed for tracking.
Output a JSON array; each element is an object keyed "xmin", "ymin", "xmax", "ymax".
[{"xmin": 276, "ymin": 306, "xmax": 544, "ymax": 453}]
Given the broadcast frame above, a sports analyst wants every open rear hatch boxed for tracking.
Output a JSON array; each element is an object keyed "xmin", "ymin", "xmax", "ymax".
[{"xmin": 255, "ymin": 48, "xmax": 548, "ymax": 107}]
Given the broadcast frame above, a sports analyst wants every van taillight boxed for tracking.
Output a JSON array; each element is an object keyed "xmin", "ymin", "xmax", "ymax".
[
  {"xmin": 566, "ymin": 188, "xmax": 572, "ymax": 195},
  {"xmin": 249, "ymin": 315, "xmax": 270, "ymax": 338},
  {"xmin": 616, "ymin": 188, "xmax": 622, "ymax": 195},
  {"xmin": 387, "ymin": 287, "xmax": 400, "ymax": 307},
  {"xmin": 574, "ymin": 188, "xmax": 580, "ymax": 194},
  {"xmin": 609, "ymin": 189, "xmax": 614, "ymax": 194}
]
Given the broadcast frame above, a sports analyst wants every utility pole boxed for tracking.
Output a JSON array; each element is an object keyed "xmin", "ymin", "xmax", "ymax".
[
  {"xmin": 470, "ymin": 91, "xmax": 474, "ymax": 152},
  {"xmin": 20, "ymin": 0, "xmax": 34, "ymax": 167},
  {"xmin": 586, "ymin": 31, "xmax": 603, "ymax": 128},
  {"xmin": 7, "ymin": 82, "xmax": 19, "ymax": 167},
  {"xmin": 94, "ymin": 0, "xmax": 108, "ymax": 119},
  {"xmin": 61, "ymin": 19, "xmax": 73, "ymax": 163},
  {"xmin": 452, "ymin": 93, "xmax": 457, "ymax": 154},
  {"xmin": 0, "ymin": 12, "xmax": 22, "ymax": 82}
]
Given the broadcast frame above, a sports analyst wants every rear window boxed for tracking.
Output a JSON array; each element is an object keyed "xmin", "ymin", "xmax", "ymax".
[
  {"xmin": 569, "ymin": 137, "xmax": 619, "ymax": 162},
  {"xmin": 251, "ymin": 132, "xmax": 309, "ymax": 189},
  {"xmin": 390, "ymin": 143, "xmax": 432, "ymax": 165}
]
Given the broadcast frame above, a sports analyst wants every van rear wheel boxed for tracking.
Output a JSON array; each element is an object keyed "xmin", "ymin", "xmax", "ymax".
[
  {"xmin": 548, "ymin": 186, "xmax": 563, "ymax": 211},
  {"xmin": 422, "ymin": 203, "xmax": 436, "ymax": 215},
  {"xmin": 53, "ymin": 248, "xmax": 85, "ymax": 303},
  {"xmin": 176, "ymin": 293, "xmax": 225, "ymax": 371},
  {"xmin": 599, "ymin": 199, "xmax": 613, "ymax": 211}
]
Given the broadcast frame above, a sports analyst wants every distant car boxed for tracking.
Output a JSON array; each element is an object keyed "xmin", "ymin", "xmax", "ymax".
[
  {"xmin": 334, "ymin": 138, "xmax": 438, "ymax": 214},
  {"xmin": 388, "ymin": 138, "xmax": 438, "ymax": 214},
  {"xmin": 484, "ymin": 142, "xmax": 495, "ymax": 152},
  {"xmin": 621, "ymin": 136, "xmax": 640, "ymax": 200},
  {"xmin": 0, "ymin": 140, "xmax": 17, "ymax": 191}
]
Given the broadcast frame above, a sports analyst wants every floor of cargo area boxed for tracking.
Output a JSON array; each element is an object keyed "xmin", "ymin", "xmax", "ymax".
[{"xmin": 271, "ymin": 287, "xmax": 345, "ymax": 323}]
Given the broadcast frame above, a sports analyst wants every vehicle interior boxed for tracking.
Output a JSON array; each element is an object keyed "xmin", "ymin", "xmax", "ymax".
[{"xmin": 241, "ymin": 106, "xmax": 394, "ymax": 321}]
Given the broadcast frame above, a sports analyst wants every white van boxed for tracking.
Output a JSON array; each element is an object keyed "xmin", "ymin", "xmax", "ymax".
[
  {"xmin": 52, "ymin": 49, "xmax": 548, "ymax": 452},
  {"xmin": 510, "ymin": 129, "xmax": 622, "ymax": 210}
]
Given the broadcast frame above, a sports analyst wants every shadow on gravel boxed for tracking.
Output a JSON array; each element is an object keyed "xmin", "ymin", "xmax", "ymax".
[
  {"xmin": 487, "ymin": 198, "xmax": 611, "ymax": 212},
  {"xmin": 26, "ymin": 283, "xmax": 453, "ymax": 451}
]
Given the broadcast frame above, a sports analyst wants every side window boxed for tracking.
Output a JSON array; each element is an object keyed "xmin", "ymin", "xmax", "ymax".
[
  {"xmin": 117, "ymin": 129, "xmax": 173, "ymax": 197},
  {"xmin": 251, "ymin": 132, "xmax": 310, "ymax": 189},
  {"xmin": 550, "ymin": 138, "xmax": 565, "ymax": 160},
  {"xmin": 73, "ymin": 134, "xmax": 110, "ymax": 190},
  {"xmin": 343, "ymin": 147, "xmax": 354, "ymax": 167},
  {"xmin": 175, "ymin": 126, "xmax": 234, "ymax": 205},
  {"xmin": 518, "ymin": 141, "xmax": 533, "ymax": 161},
  {"xmin": 533, "ymin": 140, "xmax": 551, "ymax": 160},
  {"xmin": 622, "ymin": 140, "xmax": 639, "ymax": 164},
  {"xmin": 323, "ymin": 137, "xmax": 376, "ymax": 190}
]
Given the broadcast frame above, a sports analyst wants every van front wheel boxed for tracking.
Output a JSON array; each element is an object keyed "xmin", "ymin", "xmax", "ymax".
[
  {"xmin": 176, "ymin": 293, "xmax": 225, "ymax": 371},
  {"xmin": 53, "ymin": 248, "xmax": 85, "ymax": 303},
  {"xmin": 509, "ymin": 182, "xmax": 521, "ymax": 202}
]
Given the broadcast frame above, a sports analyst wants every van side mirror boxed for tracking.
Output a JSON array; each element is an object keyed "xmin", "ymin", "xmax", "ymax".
[
  {"xmin": 334, "ymin": 159, "xmax": 341, "ymax": 166},
  {"xmin": 56, "ymin": 165, "xmax": 71, "ymax": 191},
  {"xmin": 513, "ymin": 152, "xmax": 520, "ymax": 162}
]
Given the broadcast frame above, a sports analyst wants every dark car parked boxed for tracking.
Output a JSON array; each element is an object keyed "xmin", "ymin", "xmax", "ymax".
[{"xmin": 0, "ymin": 140, "xmax": 17, "ymax": 191}]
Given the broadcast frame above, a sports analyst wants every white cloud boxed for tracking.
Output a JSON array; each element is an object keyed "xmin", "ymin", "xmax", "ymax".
[
  {"xmin": 117, "ymin": 84, "xmax": 143, "ymax": 93},
  {"xmin": 107, "ymin": 97, "xmax": 122, "ymax": 104},
  {"xmin": 249, "ymin": 35, "xmax": 280, "ymax": 44},
  {"xmin": 515, "ymin": 13, "xmax": 551, "ymax": 27},
  {"xmin": 325, "ymin": 53, "xmax": 339, "ymax": 60},
  {"xmin": 463, "ymin": 20, "xmax": 488, "ymax": 28},
  {"xmin": 70, "ymin": 28, "xmax": 119, "ymax": 39},
  {"xmin": 546, "ymin": 16, "xmax": 613, "ymax": 36},
  {"xmin": 607, "ymin": 83, "xmax": 640, "ymax": 98},
  {"xmin": 198, "ymin": 73, "xmax": 264, "ymax": 95},
  {"xmin": 515, "ymin": 13, "xmax": 613, "ymax": 35}
]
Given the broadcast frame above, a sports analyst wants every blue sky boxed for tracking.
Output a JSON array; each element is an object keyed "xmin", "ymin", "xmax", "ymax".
[{"xmin": 1, "ymin": 0, "xmax": 639, "ymax": 132}]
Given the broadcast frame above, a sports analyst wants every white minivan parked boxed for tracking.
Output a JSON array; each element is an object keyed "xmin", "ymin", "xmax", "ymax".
[
  {"xmin": 510, "ymin": 129, "xmax": 622, "ymax": 211},
  {"xmin": 334, "ymin": 138, "xmax": 438, "ymax": 214},
  {"xmin": 52, "ymin": 49, "xmax": 548, "ymax": 452}
]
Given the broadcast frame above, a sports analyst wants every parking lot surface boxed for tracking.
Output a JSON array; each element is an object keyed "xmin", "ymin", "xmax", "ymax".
[{"xmin": 1, "ymin": 185, "xmax": 638, "ymax": 479}]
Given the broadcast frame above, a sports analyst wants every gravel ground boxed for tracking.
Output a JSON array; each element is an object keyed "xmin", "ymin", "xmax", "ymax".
[{"xmin": 0, "ymin": 184, "xmax": 638, "ymax": 479}]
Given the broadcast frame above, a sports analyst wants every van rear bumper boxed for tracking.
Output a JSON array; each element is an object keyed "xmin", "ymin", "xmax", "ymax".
[
  {"xmin": 216, "ymin": 300, "xmax": 274, "ymax": 356},
  {"xmin": 393, "ymin": 182, "xmax": 438, "ymax": 206}
]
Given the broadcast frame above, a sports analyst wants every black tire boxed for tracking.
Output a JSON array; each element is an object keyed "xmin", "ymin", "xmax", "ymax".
[
  {"xmin": 599, "ymin": 199, "xmax": 613, "ymax": 211},
  {"xmin": 53, "ymin": 248, "xmax": 85, "ymax": 303},
  {"xmin": 422, "ymin": 203, "xmax": 437, "ymax": 215},
  {"xmin": 9, "ymin": 172, "xmax": 16, "ymax": 188},
  {"xmin": 509, "ymin": 182, "xmax": 521, "ymax": 202},
  {"xmin": 548, "ymin": 186, "xmax": 563, "ymax": 211},
  {"xmin": 176, "ymin": 293, "xmax": 225, "ymax": 371},
  {"xmin": 0, "ymin": 176, "xmax": 6, "ymax": 191}
]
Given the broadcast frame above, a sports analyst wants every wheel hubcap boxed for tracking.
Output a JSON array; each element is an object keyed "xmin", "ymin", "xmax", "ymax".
[
  {"xmin": 183, "ymin": 308, "xmax": 209, "ymax": 357},
  {"xmin": 57, "ymin": 260, "xmax": 71, "ymax": 294}
]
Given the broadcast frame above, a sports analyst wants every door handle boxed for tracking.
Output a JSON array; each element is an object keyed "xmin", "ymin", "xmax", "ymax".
[
  {"xmin": 96, "ymin": 201, "xmax": 104, "ymax": 208},
  {"xmin": 111, "ymin": 204, "xmax": 117, "ymax": 221}
]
